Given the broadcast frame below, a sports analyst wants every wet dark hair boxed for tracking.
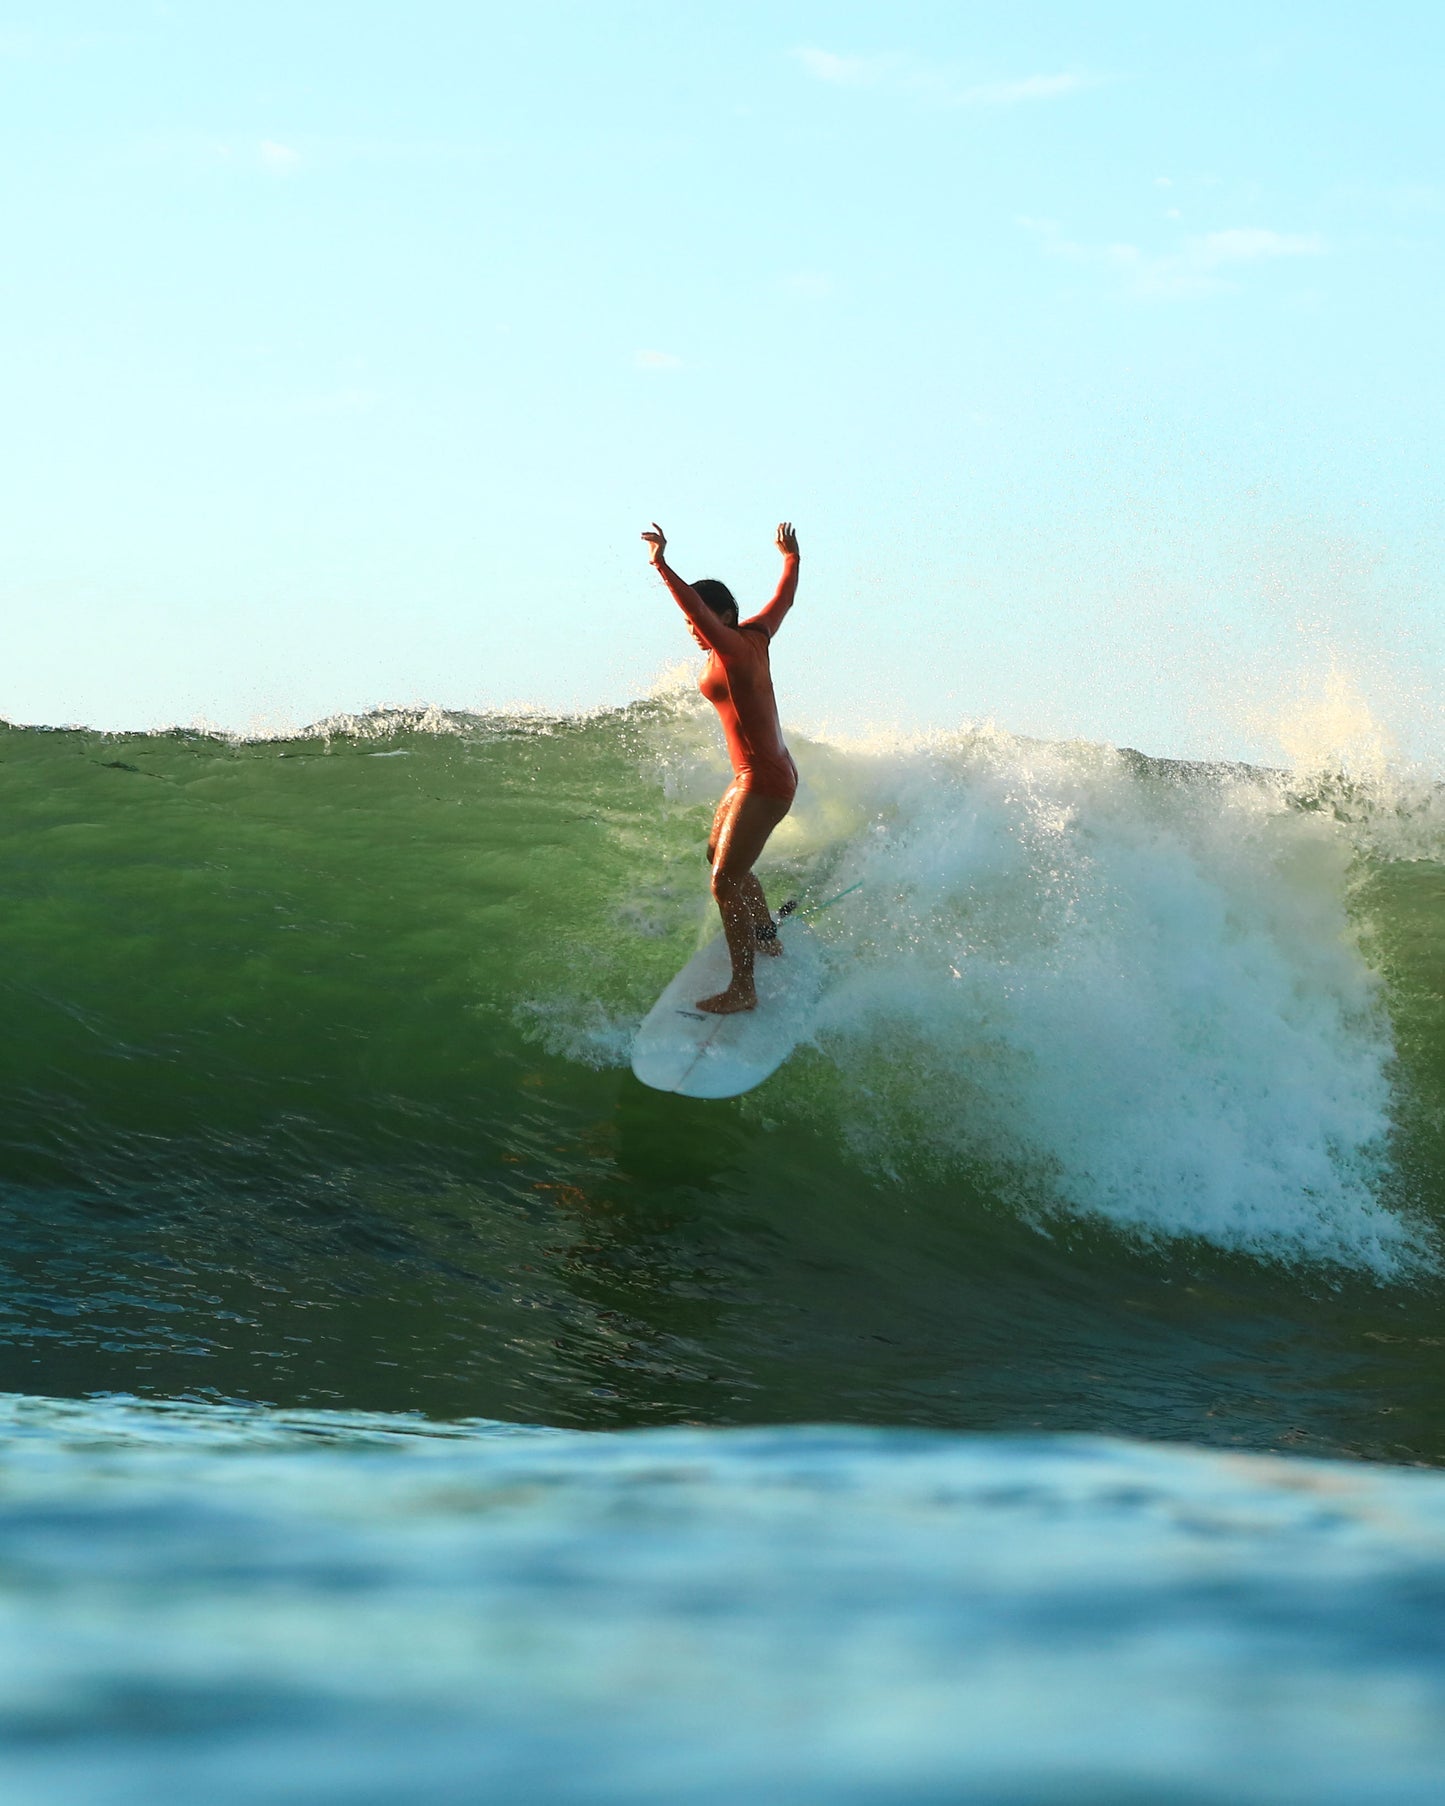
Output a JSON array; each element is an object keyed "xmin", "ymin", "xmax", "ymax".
[{"xmin": 692, "ymin": 579, "xmax": 738, "ymax": 627}]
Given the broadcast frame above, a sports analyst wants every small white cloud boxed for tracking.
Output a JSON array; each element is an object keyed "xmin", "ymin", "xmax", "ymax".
[
  {"xmin": 0, "ymin": 28, "xmax": 112, "ymax": 56},
  {"xmin": 295, "ymin": 386, "xmax": 377, "ymax": 417},
  {"xmin": 1154, "ymin": 176, "xmax": 1173, "ymax": 189},
  {"xmin": 794, "ymin": 47, "xmax": 897, "ymax": 87},
  {"xmin": 1192, "ymin": 227, "xmax": 1324, "ymax": 265},
  {"xmin": 634, "ymin": 350, "xmax": 682, "ymax": 371},
  {"xmin": 962, "ymin": 72, "xmax": 1091, "ymax": 105},
  {"xmin": 1021, "ymin": 216, "xmax": 1325, "ymax": 300},
  {"xmin": 258, "ymin": 140, "xmax": 300, "ymax": 174},
  {"xmin": 232, "ymin": 385, "xmax": 379, "ymax": 421},
  {"xmin": 781, "ymin": 271, "xmax": 834, "ymax": 299},
  {"xmin": 793, "ymin": 46, "xmax": 1100, "ymax": 107},
  {"xmin": 1336, "ymin": 181, "xmax": 1442, "ymax": 217}
]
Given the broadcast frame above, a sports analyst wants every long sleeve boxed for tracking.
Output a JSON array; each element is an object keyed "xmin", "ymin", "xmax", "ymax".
[
  {"xmin": 654, "ymin": 558, "xmax": 748, "ymax": 655},
  {"xmin": 743, "ymin": 557, "xmax": 799, "ymax": 639}
]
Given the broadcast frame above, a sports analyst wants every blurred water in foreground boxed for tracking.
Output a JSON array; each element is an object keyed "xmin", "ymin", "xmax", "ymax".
[{"xmin": 5, "ymin": 1393, "xmax": 1445, "ymax": 1806}]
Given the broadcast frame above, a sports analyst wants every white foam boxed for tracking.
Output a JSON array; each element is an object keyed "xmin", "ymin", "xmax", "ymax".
[
  {"xmin": 514, "ymin": 995, "xmax": 640, "ymax": 1071},
  {"xmin": 514, "ymin": 693, "xmax": 1434, "ymax": 1276},
  {"xmin": 786, "ymin": 726, "xmax": 1430, "ymax": 1275}
]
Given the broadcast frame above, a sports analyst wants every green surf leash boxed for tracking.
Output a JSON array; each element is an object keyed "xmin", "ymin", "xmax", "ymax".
[
  {"xmin": 775, "ymin": 880, "xmax": 864, "ymax": 924},
  {"xmin": 759, "ymin": 882, "xmax": 862, "ymax": 942}
]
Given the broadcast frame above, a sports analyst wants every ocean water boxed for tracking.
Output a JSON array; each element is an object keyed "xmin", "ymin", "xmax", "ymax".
[{"xmin": 3, "ymin": 694, "xmax": 1445, "ymax": 1800}]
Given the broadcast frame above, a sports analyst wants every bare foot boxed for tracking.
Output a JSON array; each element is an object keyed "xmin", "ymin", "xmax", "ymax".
[{"xmin": 696, "ymin": 986, "xmax": 756, "ymax": 1015}]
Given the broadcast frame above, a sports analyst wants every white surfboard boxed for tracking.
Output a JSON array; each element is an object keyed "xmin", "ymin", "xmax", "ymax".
[{"xmin": 631, "ymin": 915, "xmax": 825, "ymax": 1099}]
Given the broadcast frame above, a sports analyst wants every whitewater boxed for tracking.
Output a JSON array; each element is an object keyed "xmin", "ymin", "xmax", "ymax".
[
  {"xmin": 4, "ymin": 689, "xmax": 1445, "ymax": 1803},
  {"xmin": 534, "ymin": 693, "xmax": 1437, "ymax": 1272}
]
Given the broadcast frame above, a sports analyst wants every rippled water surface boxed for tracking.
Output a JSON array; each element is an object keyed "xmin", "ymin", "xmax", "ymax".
[{"xmin": 9, "ymin": 1395, "xmax": 1445, "ymax": 1806}]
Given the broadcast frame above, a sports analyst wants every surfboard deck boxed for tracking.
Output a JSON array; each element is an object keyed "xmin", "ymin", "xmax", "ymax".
[{"xmin": 631, "ymin": 916, "xmax": 824, "ymax": 1099}]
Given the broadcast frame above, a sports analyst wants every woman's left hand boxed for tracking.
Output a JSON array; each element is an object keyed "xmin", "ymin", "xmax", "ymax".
[
  {"xmin": 776, "ymin": 521, "xmax": 799, "ymax": 558},
  {"xmin": 642, "ymin": 522, "xmax": 667, "ymax": 565}
]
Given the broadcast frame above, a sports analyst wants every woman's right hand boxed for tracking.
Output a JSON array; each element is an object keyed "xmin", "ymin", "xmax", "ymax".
[
  {"xmin": 776, "ymin": 521, "xmax": 799, "ymax": 559},
  {"xmin": 642, "ymin": 522, "xmax": 666, "ymax": 565}
]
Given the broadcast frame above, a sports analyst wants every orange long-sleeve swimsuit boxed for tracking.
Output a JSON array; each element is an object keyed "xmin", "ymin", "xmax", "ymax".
[
  {"xmin": 696, "ymin": 639, "xmax": 798, "ymax": 801},
  {"xmin": 655, "ymin": 556, "xmax": 800, "ymax": 802}
]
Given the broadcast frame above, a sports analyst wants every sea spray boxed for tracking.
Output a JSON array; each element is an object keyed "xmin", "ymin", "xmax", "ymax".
[
  {"xmin": 533, "ymin": 697, "xmax": 1432, "ymax": 1272},
  {"xmin": 792, "ymin": 730, "xmax": 1421, "ymax": 1272}
]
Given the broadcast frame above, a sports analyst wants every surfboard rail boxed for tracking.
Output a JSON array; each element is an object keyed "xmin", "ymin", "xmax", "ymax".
[{"xmin": 630, "ymin": 914, "xmax": 825, "ymax": 1099}]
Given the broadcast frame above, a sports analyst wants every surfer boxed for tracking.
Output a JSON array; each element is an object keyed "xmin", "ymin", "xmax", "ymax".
[{"xmin": 642, "ymin": 521, "xmax": 800, "ymax": 1015}]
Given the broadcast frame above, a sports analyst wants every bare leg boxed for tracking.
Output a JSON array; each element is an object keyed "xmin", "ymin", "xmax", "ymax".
[
  {"xmin": 709, "ymin": 798, "xmax": 778, "ymax": 956},
  {"xmin": 698, "ymin": 789, "xmax": 792, "ymax": 1014},
  {"xmin": 705, "ymin": 781, "xmax": 741, "ymax": 867},
  {"xmin": 739, "ymin": 872, "xmax": 782, "ymax": 955}
]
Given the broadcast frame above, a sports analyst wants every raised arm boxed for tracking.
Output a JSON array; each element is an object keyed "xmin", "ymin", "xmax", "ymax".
[
  {"xmin": 743, "ymin": 522, "xmax": 800, "ymax": 639},
  {"xmin": 641, "ymin": 522, "xmax": 748, "ymax": 654}
]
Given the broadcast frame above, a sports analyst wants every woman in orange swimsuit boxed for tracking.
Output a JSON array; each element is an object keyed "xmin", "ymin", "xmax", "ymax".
[{"xmin": 642, "ymin": 520, "xmax": 801, "ymax": 1015}]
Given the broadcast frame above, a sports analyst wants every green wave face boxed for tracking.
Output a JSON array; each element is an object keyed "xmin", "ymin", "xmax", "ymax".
[{"xmin": 4, "ymin": 705, "xmax": 1445, "ymax": 1459}]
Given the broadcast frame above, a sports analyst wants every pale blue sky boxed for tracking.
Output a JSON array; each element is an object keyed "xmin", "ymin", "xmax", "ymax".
[{"xmin": 3, "ymin": 1, "xmax": 1442, "ymax": 762}]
